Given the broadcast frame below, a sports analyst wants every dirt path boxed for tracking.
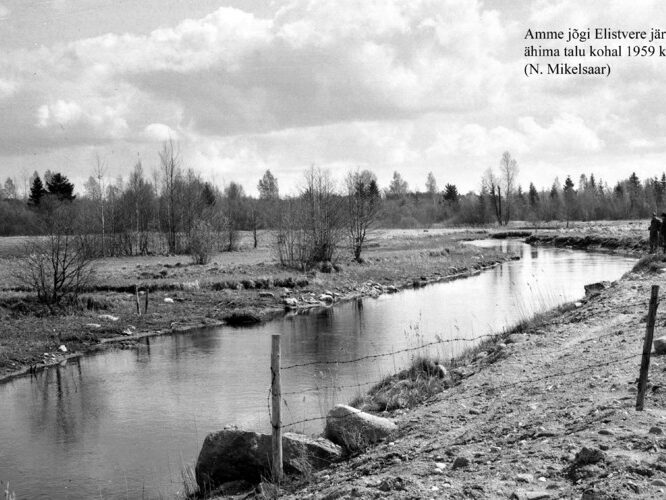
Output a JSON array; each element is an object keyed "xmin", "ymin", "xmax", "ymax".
[{"xmin": 276, "ymin": 271, "xmax": 666, "ymax": 499}]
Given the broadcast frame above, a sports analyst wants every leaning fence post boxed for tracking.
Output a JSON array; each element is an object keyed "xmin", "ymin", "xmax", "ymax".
[
  {"xmin": 637, "ymin": 285, "xmax": 659, "ymax": 411},
  {"xmin": 135, "ymin": 285, "xmax": 141, "ymax": 316},
  {"xmin": 271, "ymin": 334, "xmax": 283, "ymax": 480}
]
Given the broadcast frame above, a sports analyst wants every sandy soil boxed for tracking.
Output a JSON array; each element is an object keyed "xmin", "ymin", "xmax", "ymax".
[{"xmin": 270, "ymin": 268, "xmax": 666, "ymax": 500}]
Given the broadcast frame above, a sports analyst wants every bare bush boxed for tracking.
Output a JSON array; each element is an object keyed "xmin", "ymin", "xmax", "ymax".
[
  {"xmin": 188, "ymin": 220, "xmax": 217, "ymax": 264},
  {"xmin": 14, "ymin": 202, "xmax": 94, "ymax": 307},
  {"xmin": 276, "ymin": 198, "xmax": 309, "ymax": 269},
  {"xmin": 276, "ymin": 167, "xmax": 346, "ymax": 269},
  {"xmin": 346, "ymin": 169, "xmax": 381, "ymax": 262}
]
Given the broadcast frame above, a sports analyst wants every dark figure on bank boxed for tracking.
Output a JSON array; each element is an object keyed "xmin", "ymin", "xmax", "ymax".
[
  {"xmin": 649, "ymin": 213, "xmax": 662, "ymax": 253},
  {"xmin": 660, "ymin": 213, "xmax": 666, "ymax": 254}
]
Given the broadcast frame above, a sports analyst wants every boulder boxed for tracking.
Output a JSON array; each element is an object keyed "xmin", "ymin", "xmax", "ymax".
[
  {"xmin": 195, "ymin": 428, "xmax": 342, "ymax": 492},
  {"xmin": 324, "ymin": 404, "xmax": 397, "ymax": 450},
  {"xmin": 283, "ymin": 297, "xmax": 299, "ymax": 308},
  {"xmin": 654, "ymin": 336, "xmax": 666, "ymax": 355},
  {"xmin": 259, "ymin": 292, "xmax": 274, "ymax": 298},
  {"xmin": 318, "ymin": 294, "xmax": 334, "ymax": 303},
  {"xmin": 584, "ymin": 281, "xmax": 611, "ymax": 297}
]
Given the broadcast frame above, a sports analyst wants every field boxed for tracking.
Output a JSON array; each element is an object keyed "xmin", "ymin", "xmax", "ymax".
[{"xmin": 0, "ymin": 228, "xmax": 517, "ymax": 380}]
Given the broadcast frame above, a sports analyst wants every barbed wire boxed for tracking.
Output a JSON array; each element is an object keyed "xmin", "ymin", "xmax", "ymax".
[
  {"xmin": 280, "ymin": 297, "xmax": 654, "ymax": 372},
  {"xmin": 280, "ymin": 351, "xmax": 643, "ymax": 429},
  {"xmin": 281, "ymin": 333, "xmax": 501, "ymax": 370}
]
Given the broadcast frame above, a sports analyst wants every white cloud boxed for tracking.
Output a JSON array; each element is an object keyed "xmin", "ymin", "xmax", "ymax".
[
  {"xmin": 143, "ymin": 123, "xmax": 178, "ymax": 142},
  {"xmin": 0, "ymin": 4, "xmax": 9, "ymax": 19},
  {"xmin": 517, "ymin": 114, "xmax": 604, "ymax": 153},
  {"xmin": 1, "ymin": 0, "xmax": 666, "ymax": 194}
]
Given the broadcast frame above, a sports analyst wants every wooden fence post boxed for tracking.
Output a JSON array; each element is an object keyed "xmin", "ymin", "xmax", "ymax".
[
  {"xmin": 637, "ymin": 285, "xmax": 659, "ymax": 411},
  {"xmin": 271, "ymin": 335, "xmax": 283, "ymax": 481},
  {"xmin": 135, "ymin": 285, "xmax": 141, "ymax": 316},
  {"xmin": 144, "ymin": 289, "xmax": 149, "ymax": 314}
]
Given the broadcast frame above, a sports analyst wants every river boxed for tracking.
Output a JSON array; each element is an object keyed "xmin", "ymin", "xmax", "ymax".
[{"xmin": 0, "ymin": 240, "xmax": 636, "ymax": 499}]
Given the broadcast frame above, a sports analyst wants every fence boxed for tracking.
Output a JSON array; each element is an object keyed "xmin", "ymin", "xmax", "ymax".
[{"xmin": 266, "ymin": 285, "xmax": 661, "ymax": 480}]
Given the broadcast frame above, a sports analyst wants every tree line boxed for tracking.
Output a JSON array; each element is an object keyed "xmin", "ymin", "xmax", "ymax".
[{"xmin": 2, "ymin": 147, "xmax": 666, "ymax": 259}]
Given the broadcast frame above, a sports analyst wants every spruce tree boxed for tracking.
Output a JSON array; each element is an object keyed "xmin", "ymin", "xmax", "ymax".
[
  {"xmin": 28, "ymin": 175, "xmax": 46, "ymax": 207},
  {"xmin": 46, "ymin": 173, "xmax": 75, "ymax": 201}
]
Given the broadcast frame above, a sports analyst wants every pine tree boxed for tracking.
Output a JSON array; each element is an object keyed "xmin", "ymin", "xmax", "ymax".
[
  {"xmin": 28, "ymin": 175, "xmax": 46, "ymax": 207},
  {"xmin": 46, "ymin": 173, "xmax": 75, "ymax": 201}
]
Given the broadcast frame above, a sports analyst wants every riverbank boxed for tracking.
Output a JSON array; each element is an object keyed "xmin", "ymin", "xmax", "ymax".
[
  {"xmin": 524, "ymin": 220, "xmax": 648, "ymax": 256},
  {"xmin": 262, "ymin": 259, "xmax": 666, "ymax": 499},
  {"xmin": 0, "ymin": 229, "xmax": 515, "ymax": 382}
]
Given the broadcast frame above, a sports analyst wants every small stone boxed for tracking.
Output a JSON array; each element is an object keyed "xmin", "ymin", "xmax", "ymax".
[
  {"xmin": 163, "ymin": 297, "xmax": 174, "ymax": 303},
  {"xmin": 654, "ymin": 336, "xmax": 666, "ymax": 355},
  {"xmin": 434, "ymin": 462, "xmax": 446, "ymax": 469},
  {"xmin": 452, "ymin": 456, "xmax": 470, "ymax": 469},
  {"xmin": 516, "ymin": 473, "xmax": 534, "ymax": 483},
  {"xmin": 598, "ymin": 429, "xmax": 614, "ymax": 436},
  {"xmin": 58, "ymin": 345, "xmax": 67, "ymax": 352},
  {"xmin": 651, "ymin": 479, "xmax": 666, "ymax": 487},
  {"xmin": 649, "ymin": 426, "xmax": 664, "ymax": 435},
  {"xmin": 469, "ymin": 408, "xmax": 481, "ymax": 415},
  {"xmin": 525, "ymin": 493, "xmax": 551, "ymax": 500}
]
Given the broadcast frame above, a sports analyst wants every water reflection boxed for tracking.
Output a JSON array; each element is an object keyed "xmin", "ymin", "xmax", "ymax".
[{"xmin": 0, "ymin": 241, "xmax": 636, "ymax": 500}]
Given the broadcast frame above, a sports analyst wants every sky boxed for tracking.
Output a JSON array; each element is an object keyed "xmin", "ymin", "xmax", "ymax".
[{"xmin": 1, "ymin": 0, "xmax": 666, "ymax": 197}]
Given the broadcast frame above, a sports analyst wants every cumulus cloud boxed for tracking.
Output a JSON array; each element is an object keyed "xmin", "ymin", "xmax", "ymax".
[
  {"xmin": 0, "ymin": 0, "xmax": 665, "ymax": 193},
  {"xmin": 0, "ymin": 0, "xmax": 508, "ymax": 152}
]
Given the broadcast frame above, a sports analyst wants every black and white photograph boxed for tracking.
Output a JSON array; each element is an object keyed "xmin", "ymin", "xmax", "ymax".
[{"xmin": 1, "ymin": 1, "xmax": 666, "ymax": 499}]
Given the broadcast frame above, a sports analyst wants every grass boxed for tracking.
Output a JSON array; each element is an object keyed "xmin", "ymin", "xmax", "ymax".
[
  {"xmin": 351, "ymin": 301, "xmax": 576, "ymax": 413},
  {"xmin": 0, "ymin": 228, "xmax": 516, "ymax": 379},
  {"xmin": 632, "ymin": 253, "xmax": 666, "ymax": 273}
]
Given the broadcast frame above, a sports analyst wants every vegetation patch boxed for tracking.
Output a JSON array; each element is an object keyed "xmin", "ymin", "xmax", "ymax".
[{"xmin": 632, "ymin": 254, "xmax": 666, "ymax": 273}]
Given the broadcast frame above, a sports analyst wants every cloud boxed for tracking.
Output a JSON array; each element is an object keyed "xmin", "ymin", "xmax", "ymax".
[
  {"xmin": 1, "ymin": 0, "xmax": 666, "ymax": 194},
  {"xmin": 517, "ymin": 114, "xmax": 604, "ymax": 153},
  {"xmin": 0, "ymin": 0, "xmax": 508, "ymax": 153},
  {"xmin": 143, "ymin": 123, "xmax": 178, "ymax": 142},
  {"xmin": 0, "ymin": 4, "xmax": 9, "ymax": 19}
]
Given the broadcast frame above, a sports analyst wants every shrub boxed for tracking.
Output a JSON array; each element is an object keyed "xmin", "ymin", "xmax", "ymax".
[{"xmin": 189, "ymin": 220, "xmax": 217, "ymax": 265}]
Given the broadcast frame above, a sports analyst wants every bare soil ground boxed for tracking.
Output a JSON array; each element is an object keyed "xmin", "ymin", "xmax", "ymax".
[
  {"xmin": 0, "ymin": 229, "xmax": 512, "ymax": 381},
  {"xmin": 268, "ymin": 264, "xmax": 666, "ymax": 499}
]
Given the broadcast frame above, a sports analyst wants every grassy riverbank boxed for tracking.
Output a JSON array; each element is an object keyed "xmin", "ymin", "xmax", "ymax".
[
  {"xmin": 268, "ymin": 254, "xmax": 666, "ymax": 499},
  {"xmin": 0, "ymin": 228, "xmax": 515, "ymax": 381}
]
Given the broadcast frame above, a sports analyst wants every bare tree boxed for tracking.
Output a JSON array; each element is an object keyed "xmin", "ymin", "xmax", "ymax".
[
  {"xmin": 302, "ymin": 166, "xmax": 345, "ymax": 265},
  {"xmin": 159, "ymin": 139, "xmax": 181, "ymax": 254},
  {"xmin": 276, "ymin": 166, "xmax": 345, "ymax": 269},
  {"xmin": 482, "ymin": 168, "xmax": 502, "ymax": 225},
  {"xmin": 425, "ymin": 171, "xmax": 438, "ymax": 199},
  {"xmin": 499, "ymin": 151, "xmax": 518, "ymax": 225},
  {"xmin": 223, "ymin": 182, "xmax": 245, "ymax": 251},
  {"xmin": 346, "ymin": 169, "xmax": 381, "ymax": 262},
  {"xmin": 94, "ymin": 154, "xmax": 107, "ymax": 257},
  {"xmin": 14, "ymin": 202, "xmax": 94, "ymax": 307}
]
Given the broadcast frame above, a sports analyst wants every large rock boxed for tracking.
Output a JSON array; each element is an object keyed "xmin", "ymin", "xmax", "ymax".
[
  {"xmin": 195, "ymin": 428, "xmax": 342, "ymax": 492},
  {"xmin": 654, "ymin": 336, "xmax": 666, "ymax": 355},
  {"xmin": 324, "ymin": 404, "xmax": 397, "ymax": 451},
  {"xmin": 584, "ymin": 281, "xmax": 611, "ymax": 297}
]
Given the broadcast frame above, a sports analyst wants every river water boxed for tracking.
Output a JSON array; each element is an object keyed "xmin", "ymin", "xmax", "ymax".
[{"xmin": 0, "ymin": 241, "xmax": 636, "ymax": 499}]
